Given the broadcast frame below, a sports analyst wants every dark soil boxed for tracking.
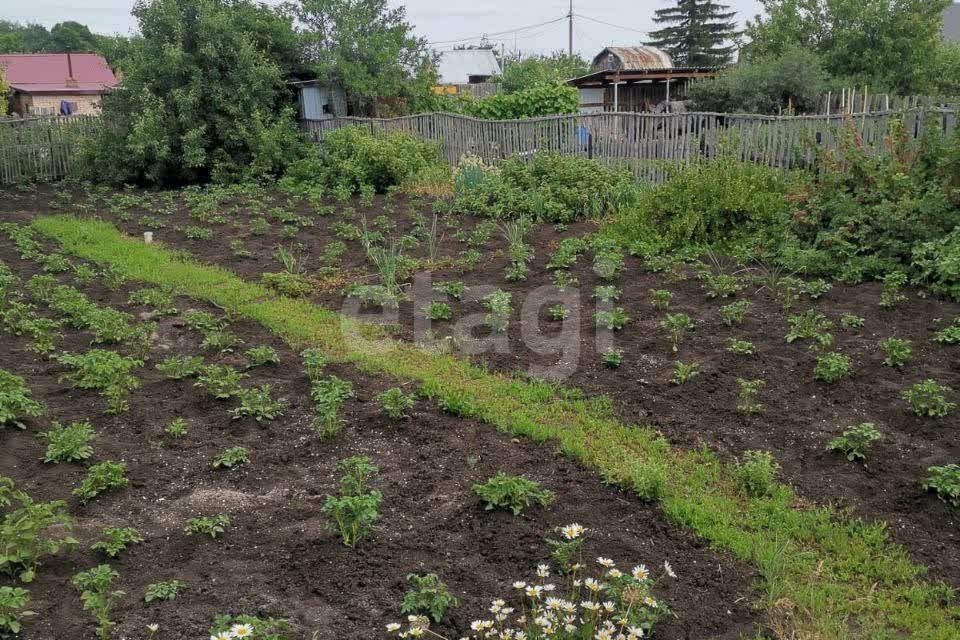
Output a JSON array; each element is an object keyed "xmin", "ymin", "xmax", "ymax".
[{"xmin": 0, "ymin": 222, "xmax": 763, "ymax": 639}]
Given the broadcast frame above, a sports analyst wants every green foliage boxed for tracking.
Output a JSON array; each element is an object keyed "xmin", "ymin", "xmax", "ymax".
[
  {"xmin": 433, "ymin": 281, "xmax": 466, "ymax": 300},
  {"xmin": 230, "ymin": 385, "xmax": 286, "ymax": 423},
  {"xmin": 165, "ymin": 418, "xmax": 188, "ymax": 438},
  {"xmin": 0, "ymin": 586, "xmax": 33, "ymax": 637},
  {"xmin": 472, "ymin": 472, "xmax": 554, "ymax": 515},
  {"xmin": 261, "ymin": 272, "xmax": 312, "ymax": 298},
  {"xmin": 600, "ymin": 348, "xmax": 623, "ymax": 369},
  {"xmin": 195, "ymin": 365, "xmax": 247, "ymax": 400},
  {"xmin": 91, "ymin": 527, "xmax": 143, "ymax": 558},
  {"xmin": 422, "ymin": 302, "xmax": 452, "ymax": 321},
  {"xmin": 311, "ymin": 375, "xmax": 354, "ymax": 436},
  {"xmin": 483, "ymin": 290, "xmax": 512, "ymax": 333},
  {"xmin": 212, "ymin": 447, "xmax": 250, "ymax": 469},
  {"xmin": 595, "ymin": 308, "xmax": 629, "ymax": 331},
  {"xmin": 454, "ymin": 153, "xmax": 642, "ymax": 223},
  {"xmin": 786, "ymin": 310, "xmax": 833, "ymax": 345},
  {"xmin": 827, "ymin": 423, "xmax": 883, "ymax": 462},
  {"xmin": 497, "ymin": 52, "xmax": 589, "ymax": 94},
  {"xmin": 0, "ymin": 371, "xmax": 43, "ymax": 430},
  {"xmin": 660, "ymin": 313, "xmax": 694, "ymax": 351},
  {"xmin": 127, "ymin": 287, "xmax": 177, "ymax": 315},
  {"xmin": 400, "ymin": 573, "xmax": 460, "ymax": 623},
  {"xmin": 73, "ymin": 462, "xmax": 128, "ymax": 504},
  {"xmin": 285, "ymin": 127, "xmax": 441, "ymax": 194},
  {"xmin": 923, "ymin": 464, "xmax": 960, "ymax": 508},
  {"xmin": 902, "ymin": 380, "xmax": 956, "ymax": 418},
  {"xmin": 80, "ymin": 0, "xmax": 307, "ymax": 185},
  {"xmin": 727, "ymin": 338, "xmax": 755, "ymax": 356},
  {"xmin": 244, "ymin": 345, "xmax": 280, "ymax": 368},
  {"xmin": 322, "ymin": 456, "xmax": 382, "ymax": 547},
  {"xmin": 300, "ymin": 348, "xmax": 327, "ymax": 381},
  {"xmin": 934, "ymin": 318, "xmax": 960, "ymax": 345},
  {"xmin": 461, "ymin": 83, "xmax": 578, "ymax": 120},
  {"xmin": 209, "ymin": 614, "xmax": 289, "ymax": 640},
  {"xmin": 736, "ymin": 378, "xmax": 764, "ymax": 414},
  {"xmin": 184, "ymin": 514, "xmax": 231, "ymax": 539},
  {"xmin": 72, "ymin": 565, "xmax": 123, "ymax": 640},
  {"xmin": 814, "ymin": 351, "xmax": 851, "ymax": 383},
  {"xmin": 144, "ymin": 579, "xmax": 185, "ymax": 604},
  {"xmin": 880, "ymin": 337, "xmax": 912, "ymax": 368},
  {"xmin": 670, "ymin": 361, "xmax": 701, "ymax": 385},
  {"xmin": 378, "ymin": 387, "xmax": 414, "ymax": 420},
  {"xmin": 547, "ymin": 304, "xmax": 570, "ymax": 321},
  {"xmin": 689, "ymin": 45, "xmax": 828, "ymax": 114},
  {"xmin": 647, "ymin": 0, "xmax": 738, "ymax": 66},
  {"xmin": 720, "ymin": 300, "xmax": 750, "ymax": 326},
  {"xmin": 840, "ymin": 314, "xmax": 865, "ymax": 329},
  {"xmin": 156, "ymin": 354, "xmax": 205, "ymax": 380},
  {"xmin": 38, "ymin": 421, "xmax": 95, "ymax": 464},
  {"xmin": 650, "ymin": 289, "xmax": 672, "ymax": 309},
  {"xmin": 0, "ymin": 477, "xmax": 76, "ymax": 583},
  {"xmin": 734, "ymin": 450, "xmax": 779, "ymax": 498},
  {"xmin": 57, "ymin": 350, "xmax": 141, "ymax": 414},
  {"xmin": 746, "ymin": 0, "xmax": 952, "ymax": 94}
]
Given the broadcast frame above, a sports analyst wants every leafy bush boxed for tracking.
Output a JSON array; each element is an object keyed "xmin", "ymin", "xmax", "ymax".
[
  {"xmin": 310, "ymin": 376, "xmax": 354, "ymax": 437},
  {"xmin": 720, "ymin": 300, "xmax": 750, "ymax": 326},
  {"xmin": 284, "ymin": 127, "xmax": 441, "ymax": 193},
  {"xmin": 902, "ymin": 380, "xmax": 956, "ymax": 417},
  {"xmin": 827, "ymin": 423, "xmax": 883, "ymax": 462},
  {"xmin": 39, "ymin": 421, "xmax": 95, "ymax": 464},
  {"xmin": 880, "ymin": 337, "xmax": 912, "ymax": 368},
  {"xmin": 934, "ymin": 318, "xmax": 960, "ymax": 344},
  {"xmin": 400, "ymin": 573, "xmax": 460, "ymax": 623},
  {"xmin": 472, "ymin": 472, "xmax": 554, "ymax": 515},
  {"xmin": 73, "ymin": 462, "xmax": 128, "ymax": 504},
  {"xmin": 483, "ymin": 290, "xmax": 512, "ymax": 333},
  {"xmin": 0, "ymin": 370, "xmax": 43, "ymax": 430},
  {"xmin": 923, "ymin": 464, "xmax": 960, "ymax": 507},
  {"xmin": 461, "ymin": 83, "xmax": 578, "ymax": 120},
  {"xmin": 814, "ymin": 352, "xmax": 851, "ymax": 383},
  {"xmin": 454, "ymin": 153, "xmax": 641, "ymax": 223},
  {"xmin": 322, "ymin": 456, "xmax": 382, "ymax": 547},
  {"xmin": 595, "ymin": 308, "xmax": 629, "ymax": 331},
  {"xmin": 0, "ymin": 477, "xmax": 76, "ymax": 582}
]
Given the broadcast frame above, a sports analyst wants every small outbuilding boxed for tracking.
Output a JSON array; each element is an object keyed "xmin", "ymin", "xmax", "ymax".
[
  {"xmin": 0, "ymin": 52, "xmax": 118, "ymax": 117},
  {"xmin": 292, "ymin": 80, "xmax": 348, "ymax": 121},
  {"xmin": 567, "ymin": 46, "xmax": 718, "ymax": 113}
]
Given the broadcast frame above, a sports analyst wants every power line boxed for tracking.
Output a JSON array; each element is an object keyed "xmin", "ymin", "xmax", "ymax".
[
  {"xmin": 427, "ymin": 15, "xmax": 567, "ymax": 46},
  {"xmin": 574, "ymin": 13, "xmax": 650, "ymax": 37}
]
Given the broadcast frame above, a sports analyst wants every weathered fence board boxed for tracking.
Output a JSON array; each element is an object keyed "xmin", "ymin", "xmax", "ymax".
[
  {"xmin": 0, "ymin": 115, "xmax": 100, "ymax": 184},
  {"xmin": 301, "ymin": 108, "xmax": 958, "ymax": 182}
]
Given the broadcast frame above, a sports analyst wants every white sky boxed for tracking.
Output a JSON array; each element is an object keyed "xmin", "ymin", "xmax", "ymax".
[{"xmin": 0, "ymin": 0, "xmax": 764, "ymax": 57}]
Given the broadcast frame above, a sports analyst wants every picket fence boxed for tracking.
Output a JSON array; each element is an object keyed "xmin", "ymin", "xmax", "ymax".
[
  {"xmin": 302, "ymin": 108, "xmax": 958, "ymax": 183},
  {"xmin": 1, "ymin": 107, "xmax": 957, "ymax": 185}
]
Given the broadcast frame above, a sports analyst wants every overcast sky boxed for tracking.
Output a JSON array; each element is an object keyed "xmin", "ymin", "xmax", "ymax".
[{"xmin": 0, "ymin": 0, "xmax": 764, "ymax": 57}]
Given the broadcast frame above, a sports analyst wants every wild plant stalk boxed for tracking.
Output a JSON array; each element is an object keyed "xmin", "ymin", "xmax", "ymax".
[
  {"xmin": 367, "ymin": 243, "xmax": 403, "ymax": 295},
  {"xmin": 424, "ymin": 213, "xmax": 443, "ymax": 262}
]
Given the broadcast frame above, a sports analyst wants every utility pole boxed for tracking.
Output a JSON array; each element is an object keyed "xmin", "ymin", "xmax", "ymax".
[{"xmin": 568, "ymin": 0, "xmax": 573, "ymax": 58}]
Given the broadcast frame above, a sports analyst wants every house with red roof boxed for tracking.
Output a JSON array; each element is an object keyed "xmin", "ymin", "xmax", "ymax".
[{"xmin": 0, "ymin": 52, "xmax": 119, "ymax": 117}]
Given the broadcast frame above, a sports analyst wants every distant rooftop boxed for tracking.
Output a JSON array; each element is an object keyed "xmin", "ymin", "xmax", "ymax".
[
  {"xmin": 0, "ymin": 53, "xmax": 118, "ymax": 94},
  {"xmin": 591, "ymin": 46, "xmax": 673, "ymax": 72},
  {"xmin": 435, "ymin": 49, "xmax": 502, "ymax": 85}
]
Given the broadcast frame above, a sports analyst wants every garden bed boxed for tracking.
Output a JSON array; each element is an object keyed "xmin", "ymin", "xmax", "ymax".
[{"xmin": 0, "ymin": 220, "xmax": 762, "ymax": 638}]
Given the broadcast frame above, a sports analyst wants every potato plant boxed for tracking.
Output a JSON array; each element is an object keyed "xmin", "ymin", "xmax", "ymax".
[
  {"xmin": 880, "ymin": 337, "xmax": 912, "ymax": 368},
  {"xmin": 38, "ymin": 421, "xmax": 95, "ymax": 464},
  {"xmin": 400, "ymin": 573, "xmax": 460, "ymax": 624},
  {"xmin": 0, "ymin": 586, "xmax": 34, "ymax": 637},
  {"xmin": 378, "ymin": 388, "xmax": 415, "ymax": 420},
  {"xmin": 0, "ymin": 477, "xmax": 76, "ymax": 582},
  {"xmin": 923, "ymin": 464, "xmax": 960, "ymax": 507},
  {"xmin": 91, "ymin": 527, "xmax": 144, "ymax": 558},
  {"xmin": 72, "ymin": 565, "xmax": 123, "ymax": 640},
  {"xmin": 322, "ymin": 457, "xmax": 382, "ymax": 548},
  {"xmin": 0, "ymin": 370, "xmax": 44, "ymax": 430},
  {"xmin": 184, "ymin": 514, "xmax": 231, "ymax": 539},
  {"xmin": 472, "ymin": 472, "xmax": 554, "ymax": 515},
  {"xmin": 902, "ymin": 380, "xmax": 956, "ymax": 417},
  {"xmin": 827, "ymin": 423, "xmax": 883, "ymax": 462},
  {"xmin": 73, "ymin": 462, "xmax": 128, "ymax": 504}
]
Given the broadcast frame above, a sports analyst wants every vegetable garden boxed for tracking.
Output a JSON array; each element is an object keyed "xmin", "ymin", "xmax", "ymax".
[{"xmin": 1, "ymin": 120, "xmax": 959, "ymax": 639}]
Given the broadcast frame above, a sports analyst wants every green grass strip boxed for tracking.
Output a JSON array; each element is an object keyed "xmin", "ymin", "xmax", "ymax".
[{"xmin": 34, "ymin": 215, "xmax": 959, "ymax": 639}]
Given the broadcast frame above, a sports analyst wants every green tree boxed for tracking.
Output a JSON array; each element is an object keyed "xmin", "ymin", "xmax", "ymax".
[
  {"xmin": 0, "ymin": 71, "xmax": 9, "ymax": 116},
  {"xmin": 82, "ymin": 0, "xmax": 307, "ymax": 185},
  {"xmin": 746, "ymin": 0, "xmax": 951, "ymax": 94},
  {"xmin": 647, "ymin": 0, "xmax": 739, "ymax": 67},
  {"xmin": 497, "ymin": 52, "xmax": 589, "ymax": 94},
  {"xmin": 688, "ymin": 45, "xmax": 828, "ymax": 113},
  {"xmin": 0, "ymin": 21, "xmax": 53, "ymax": 53},
  {"xmin": 288, "ymin": 0, "xmax": 433, "ymax": 114},
  {"xmin": 50, "ymin": 21, "xmax": 100, "ymax": 52}
]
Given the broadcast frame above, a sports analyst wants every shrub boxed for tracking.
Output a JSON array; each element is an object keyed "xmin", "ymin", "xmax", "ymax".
[
  {"xmin": 840, "ymin": 314, "xmax": 865, "ymax": 329},
  {"xmin": 0, "ymin": 477, "xmax": 76, "ymax": 582},
  {"xmin": 827, "ymin": 423, "xmax": 883, "ymax": 462},
  {"xmin": 433, "ymin": 281, "xmax": 466, "ymax": 300},
  {"xmin": 72, "ymin": 565, "xmax": 122, "ymax": 640},
  {"xmin": 184, "ymin": 514, "xmax": 231, "ymax": 539},
  {"xmin": 472, "ymin": 472, "xmax": 554, "ymax": 515},
  {"xmin": 880, "ymin": 338, "xmax": 913, "ymax": 368},
  {"xmin": 903, "ymin": 380, "xmax": 956, "ymax": 417},
  {"xmin": 322, "ymin": 457, "xmax": 382, "ymax": 547},
  {"xmin": 73, "ymin": 462, "xmax": 128, "ymax": 504},
  {"xmin": 378, "ymin": 388, "xmax": 415, "ymax": 420},
  {"xmin": 91, "ymin": 527, "xmax": 143, "ymax": 558},
  {"xmin": 0, "ymin": 370, "xmax": 43, "ymax": 430},
  {"xmin": 300, "ymin": 348, "xmax": 327, "ymax": 381},
  {"xmin": 311, "ymin": 376, "xmax": 354, "ymax": 436},
  {"xmin": 0, "ymin": 586, "xmax": 34, "ymax": 637},
  {"xmin": 786, "ymin": 310, "xmax": 833, "ymax": 345},
  {"xmin": 212, "ymin": 447, "xmax": 250, "ymax": 470},
  {"xmin": 923, "ymin": 464, "xmax": 960, "ymax": 507},
  {"xmin": 38, "ymin": 421, "xmax": 95, "ymax": 464},
  {"xmin": 814, "ymin": 352, "xmax": 851, "ymax": 383},
  {"xmin": 462, "ymin": 83, "xmax": 578, "ymax": 120},
  {"xmin": 164, "ymin": 418, "xmax": 188, "ymax": 438},
  {"xmin": 400, "ymin": 574, "xmax": 460, "ymax": 623},
  {"xmin": 734, "ymin": 450, "xmax": 779, "ymax": 497},
  {"xmin": 547, "ymin": 304, "xmax": 570, "ymax": 321},
  {"xmin": 287, "ymin": 126, "xmax": 442, "ymax": 193}
]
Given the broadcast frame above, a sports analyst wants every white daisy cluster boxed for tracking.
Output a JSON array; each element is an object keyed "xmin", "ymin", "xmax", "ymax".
[
  {"xmin": 209, "ymin": 623, "xmax": 255, "ymax": 640},
  {"xmin": 385, "ymin": 525, "xmax": 678, "ymax": 640}
]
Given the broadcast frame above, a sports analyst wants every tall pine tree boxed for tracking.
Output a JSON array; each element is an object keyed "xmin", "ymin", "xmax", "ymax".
[{"xmin": 646, "ymin": 0, "xmax": 738, "ymax": 67}]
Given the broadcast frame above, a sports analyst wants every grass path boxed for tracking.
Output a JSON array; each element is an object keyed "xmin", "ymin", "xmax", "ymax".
[{"xmin": 34, "ymin": 214, "xmax": 960, "ymax": 639}]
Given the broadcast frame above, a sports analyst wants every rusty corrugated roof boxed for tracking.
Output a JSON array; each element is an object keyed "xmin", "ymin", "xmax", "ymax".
[{"xmin": 591, "ymin": 47, "xmax": 673, "ymax": 72}]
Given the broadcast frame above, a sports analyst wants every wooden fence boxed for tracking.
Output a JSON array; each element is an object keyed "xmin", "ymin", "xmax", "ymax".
[
  {"xmin": 301, "ymin": 108, "xmax": 958, "ymax": 182},
  {"xmin": 0, "ymin": 115, "xmax": 100, "ymax": 184},
  {"xmin": 1, "ymin": 107, "xmax": 958, "ymax": 185},
  {"xmin": 814, "ymin": 90, "xmax": 960, "ymax": 115}
]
